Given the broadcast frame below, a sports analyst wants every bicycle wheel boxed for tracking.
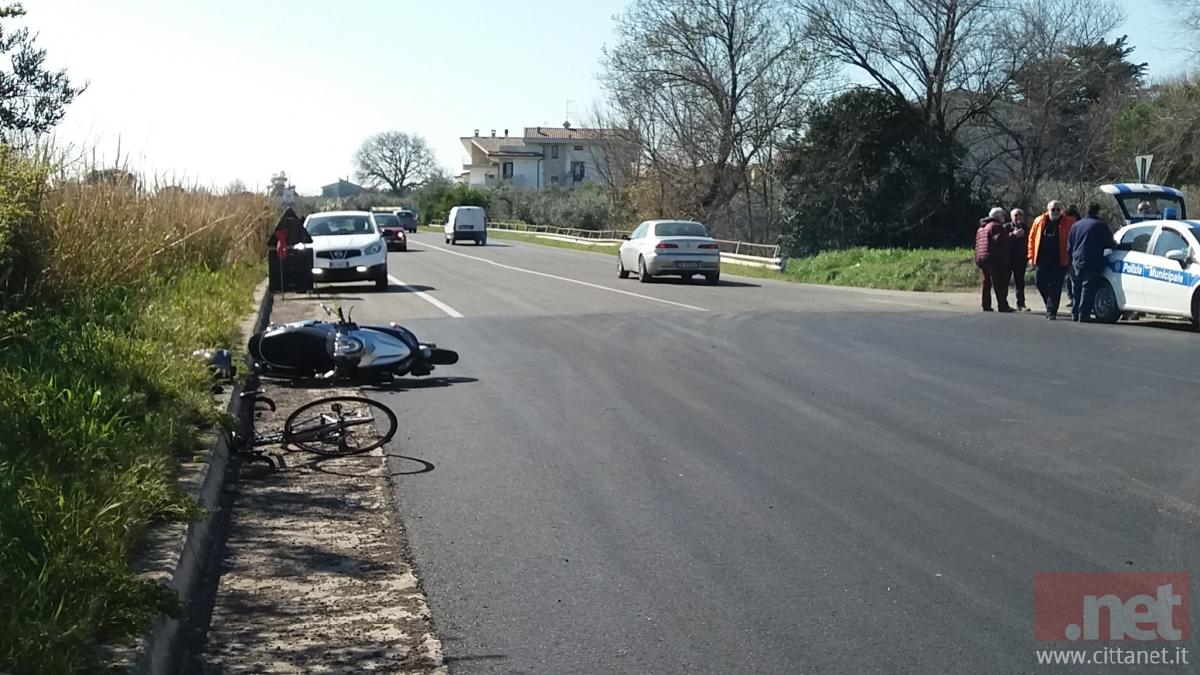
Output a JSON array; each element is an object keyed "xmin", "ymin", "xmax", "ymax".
[{"xmin": 283, "ymin": 396, "xmax": 398, "ymax": 456}]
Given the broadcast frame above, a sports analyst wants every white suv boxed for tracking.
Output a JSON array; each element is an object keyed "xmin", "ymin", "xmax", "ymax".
[{"xmin": 304, "ymin": 211, "xmax": 389, "ymax": 289}]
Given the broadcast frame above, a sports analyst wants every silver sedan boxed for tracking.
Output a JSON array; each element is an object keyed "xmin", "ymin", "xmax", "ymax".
[{"xmin": 617, "ymin": 220, "xmax": 721, "ymax": 284}]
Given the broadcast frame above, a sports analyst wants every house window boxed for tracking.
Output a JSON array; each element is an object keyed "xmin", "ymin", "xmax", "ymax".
[
  {"xmin": 573, "ymin": 145, "xmax": 584, "ymax": 151},
  {"xmin": 502, "ymin": 162, "xmax": 514, "ymax": 179},
  {"xmin": 551, "ymin": 145, "xmax": 559, "ymax": 159},
  {"xmin": 571, "ymin": 161, "xmax": 585, "ymax": 181},
  {"xmin": 550, "ymin": 176, "xmax": 559, "ymax": 185}
]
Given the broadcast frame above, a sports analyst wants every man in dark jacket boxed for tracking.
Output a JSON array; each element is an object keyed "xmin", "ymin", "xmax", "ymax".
[
  {"xmin": 1005, "ymin": 208, "xmax": 1029, "ymax": 311},
  {"xmin": 975, "ymin": 215, "xmax": 1013, "ymax": 312},
  {"xmin": 1067, "ymin": 203, "xmax": 1124, "ymax": 322}
]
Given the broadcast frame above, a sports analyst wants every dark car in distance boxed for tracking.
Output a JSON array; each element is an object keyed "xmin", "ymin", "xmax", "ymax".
[
  {"xmin": 395, "ymin": 209, "xmax": 418, "ymax": 233},
  {"xmin": 375, "ymin": 213, "xmax": 408, "ymax": 252}
]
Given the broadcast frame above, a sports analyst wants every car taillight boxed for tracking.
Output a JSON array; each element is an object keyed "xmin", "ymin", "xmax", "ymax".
[
  {"xmin": 698, "ymin": 243, "xmax": 719, "ymax": 250},
  {"xmin": 655, "ymin": 242, "xmax": 678, "ymax": 249}
]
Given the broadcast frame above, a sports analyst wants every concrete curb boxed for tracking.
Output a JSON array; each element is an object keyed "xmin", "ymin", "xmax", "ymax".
[{"xmin": 122, "ymin": 278, "xmax": 273, "ymax": 675}]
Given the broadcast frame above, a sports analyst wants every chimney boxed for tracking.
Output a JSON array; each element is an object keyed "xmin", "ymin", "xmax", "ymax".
[
  {"xmin": 474, "ymin": 129, "xmax": 479, "ymax": 137},
  {"xmin": 491, "ymin": 129, "xmax": 496, "ymax": 137},
  {"xmin": 504, "ymin": 128, "xmax": 508, "ymax": 137}
]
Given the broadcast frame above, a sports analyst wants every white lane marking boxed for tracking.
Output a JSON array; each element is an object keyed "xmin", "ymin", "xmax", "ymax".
[
  {"xmin": 388, "ymin": 275, "xmax": 464, "ymax": 318},
  {"xmin": 422, "ymin": 243, "xmax": 709, "ymax": 312}
]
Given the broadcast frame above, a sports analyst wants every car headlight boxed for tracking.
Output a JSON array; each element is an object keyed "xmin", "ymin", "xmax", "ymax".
[{"xmin": 365, "ymin": 242, "xmax": 383, "ymax": 255}]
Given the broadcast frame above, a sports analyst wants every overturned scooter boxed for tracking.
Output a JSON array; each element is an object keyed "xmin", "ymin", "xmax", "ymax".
[{"xmin": 248, "ymin": 305, "xmax": 458, "ymax": 382}]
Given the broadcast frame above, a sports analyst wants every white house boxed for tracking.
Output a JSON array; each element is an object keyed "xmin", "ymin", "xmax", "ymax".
[{"xmin": 460, "ymin": 125, "xmax": 634, "ymax": 190}]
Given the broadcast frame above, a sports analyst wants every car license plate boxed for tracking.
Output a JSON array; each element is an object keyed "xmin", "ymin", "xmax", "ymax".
[
  {"xmin": 329, "ymin": 260, "xmax": 350, "ymax": 269},
  {"xmin": 676, "ymin": 261, "xmax": 699, "ymax": 269}
]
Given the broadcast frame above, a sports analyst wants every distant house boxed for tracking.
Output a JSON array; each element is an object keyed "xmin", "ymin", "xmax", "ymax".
[
  {"xmin": 460, "ymin": 124, "xmax": 636, "ymax": 190},
  {"xmin": 321, "ymin": 179, "xmax": 365, "ymax": 199}
]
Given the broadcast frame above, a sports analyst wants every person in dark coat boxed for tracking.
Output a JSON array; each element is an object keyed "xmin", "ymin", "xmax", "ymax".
[
  {"xmin": 975, "ymin": 215, "xmax": 1013, "ymax": 312},
  {"xmin": 1067, "ymin": 203, "xmax": 1127, "ymax": 322},
  {"xmin": 1005, "ymin": 208, "xmax": 1030, "ymax": 311},
  {"xmin": 1064, "ymin": 204, "xmax": 1081, "ymax": 308}
]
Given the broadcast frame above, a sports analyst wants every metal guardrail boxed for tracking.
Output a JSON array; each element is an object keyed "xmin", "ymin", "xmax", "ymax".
[
  {"xmin": 480, "ymin": 222, "xmax": 784, "ymax": 271},
  {"xmin": 485, "ymin": 222, "xmax": 627, "ymax": 241}
]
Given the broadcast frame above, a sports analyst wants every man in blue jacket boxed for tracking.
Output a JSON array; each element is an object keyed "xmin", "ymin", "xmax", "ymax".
[{"xmin": 1067, "ymin": 203, "xmax": 1122, "ymax": 322}]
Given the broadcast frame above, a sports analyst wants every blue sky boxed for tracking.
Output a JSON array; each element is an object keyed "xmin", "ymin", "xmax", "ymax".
[{"xmin": 21, "ymin": 0, "xmax": 1195, "ymax": 194}]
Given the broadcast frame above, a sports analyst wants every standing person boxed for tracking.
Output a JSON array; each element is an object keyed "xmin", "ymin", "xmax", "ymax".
[
  {"xmin": 975, "ymin": 214, "xmax": 1013, "ymax": 312},
  {"xmin": 1067, "ymin": 203, "xmax": 1125, "ymax": 322},
  {"xmin": 1027, "ymin": 200, "xmax": 1075, "ymax": 320},
  {"xmin": 1064, "ymin": 204, "xmax": 1081, "ymax": 308},
  {"xmin": 1005, "ymin": 208, "xmax": 1030, "ymax": 311}
]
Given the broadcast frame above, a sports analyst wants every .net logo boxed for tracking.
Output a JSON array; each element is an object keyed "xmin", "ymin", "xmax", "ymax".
[{"xmin": 1035, "ymin": 573, "xmax": 1190, "ymax": 641}]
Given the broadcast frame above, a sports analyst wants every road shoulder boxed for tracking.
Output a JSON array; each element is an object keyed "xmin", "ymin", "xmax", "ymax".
[{"xmin": 183, "ymin": 295, "xmax": 446, "ymax": 675}]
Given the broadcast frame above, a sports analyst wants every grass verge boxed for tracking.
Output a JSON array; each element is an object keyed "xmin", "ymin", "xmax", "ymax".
[
  {"xmin": 731, "ymin": 247, "xmax": 978, "ymax": 291},
  {"xmin": 0, "ymin": 263, "xmax": 264, "ymax": 674},
  {"xmin": 446, "ymin": 226, "xmax": 978, "ymax": 292}
]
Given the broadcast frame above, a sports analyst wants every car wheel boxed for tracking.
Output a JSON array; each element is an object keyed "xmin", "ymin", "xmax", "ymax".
[
  {"xmin": 400, "ymin": 245, "xmax": 407, "ymax": 252},
  {"xmin": 638, "ymin": 256, "xmax": 653, "ymax": 283},
  {"xmin": 1092, "ymin": 280, "xmax": 1121, "ymax": 323},
  {"xmin": 375, "ymin": 273, "xmax": 389, "ymax": 290},
  {"xmin": 617, "ymin": 256, "xmax": 630, "ymax": 279},
  {"xmin": 1191, "ymin": 291, "xmax": 1200, "ymax": 331},
  {"xmin": 704, "ymin": 271, "xmax": 720, "ymax": 285}
]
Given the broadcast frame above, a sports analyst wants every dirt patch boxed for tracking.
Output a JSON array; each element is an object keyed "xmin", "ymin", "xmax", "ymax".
[{"xmin": 184, "ymin": 294, "xmax": 446, "ymax": 674}]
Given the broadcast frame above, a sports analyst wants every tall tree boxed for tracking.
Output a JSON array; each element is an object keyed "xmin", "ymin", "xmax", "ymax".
[
  {"xmin": 354, "ymin": 131, "xmax": 437, "ymax": 195},
  {"xmin": 1107, "ymin": 78, "xmax": 1200, "ymax": 185},
  {"xmin": 601, "ymin": 0, "xmax": 827, "ymax": 221},
  {"xmin": 780, "ymin": 88, "xmax": 980, "ymax": 253},
  {"xmin": 802, "ymin": 0, "xmax": 1020, "ymax": 145},
  {"xmin": 979, "ymin": 0, "xmax": 1131, "ymax": 202},
  {"xmin": 267, "ymin": 171, "xmax": 289, "ymax": 197},
  {"xmin": 0, "ymin": 3, "xmax": 85, "ymax": 139}
]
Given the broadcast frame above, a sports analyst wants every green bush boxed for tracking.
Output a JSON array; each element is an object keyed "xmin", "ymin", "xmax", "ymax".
[
  {"xmin": 487, "ymin": 183, "xmax": 626, "ymax": 230},
  {"xmin": 0, "ymin": 147, "xmax": 50, "ymax": 305},
  {"xmin": 0, "ymin": 265, "xmax": 263, "ymax": 674}
]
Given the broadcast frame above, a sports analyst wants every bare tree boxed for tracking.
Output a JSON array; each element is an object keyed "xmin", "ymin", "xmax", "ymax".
[
  {"xmin": 602, "ymin": 0, "xmax": 828, "ymax": 227},
  {"xmin": 978, "ymin": 0, "xmax": 1128, "ymax": 202},
  {"xmin": 1162, "ymin": 0, "xmax": 1200, "ymax": 46},
  {"xmin": 802, "ymin": 0, "xmax": 1026, "ymax": 144},
  {"xmin": 354, "ymin": 131, "xmax": 437, "ymax": 195}
]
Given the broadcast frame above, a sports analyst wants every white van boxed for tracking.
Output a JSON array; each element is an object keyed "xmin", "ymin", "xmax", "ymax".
[{"xmin": 444, "ymin": 206, "xmax": 487, "ymax": 245}]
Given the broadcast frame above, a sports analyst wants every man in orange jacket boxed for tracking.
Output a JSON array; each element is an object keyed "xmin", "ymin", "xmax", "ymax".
[{"xmin": 1027, "ymin": 200, "xmax": 1076, "ymax": 320}]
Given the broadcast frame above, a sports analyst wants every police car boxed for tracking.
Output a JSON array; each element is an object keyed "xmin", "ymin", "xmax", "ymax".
[{"xmin": 1094, "ymin": 183, "xmax": 1200, "ymax": 327}]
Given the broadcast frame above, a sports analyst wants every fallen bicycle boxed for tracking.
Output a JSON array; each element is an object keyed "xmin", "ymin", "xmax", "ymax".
[{"xmin": 229, "ymin": 391, "xmax": 398, "ymax": 469}]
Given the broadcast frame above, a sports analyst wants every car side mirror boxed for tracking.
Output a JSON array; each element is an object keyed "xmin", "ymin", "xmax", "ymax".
[
  {"xmin": 621, "ymin": 235, "xmax": 630, "ymax": 240},
  {"xmin": 1166, "ymin": 249, "xmax": 1188, "ymax": 264}
]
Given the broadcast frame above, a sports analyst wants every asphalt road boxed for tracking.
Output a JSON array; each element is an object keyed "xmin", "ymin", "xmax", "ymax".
[{"xmin": 319, "ymin": 233, "xmax": 1200, "ymax": 673}]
